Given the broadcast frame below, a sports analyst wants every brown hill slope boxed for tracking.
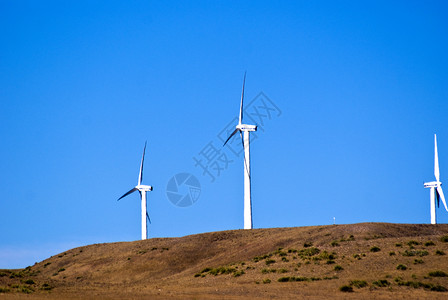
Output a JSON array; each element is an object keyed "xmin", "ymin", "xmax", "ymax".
[{"xmin": 1, "ymin": 223, "xmax": 448, "ymax": 299}]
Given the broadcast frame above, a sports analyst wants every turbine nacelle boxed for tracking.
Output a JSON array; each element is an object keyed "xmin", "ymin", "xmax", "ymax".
[
  {"xmin": 136, "ymin": 184, "xmax": 153, "ymax": 192},
  {"xmin": 424, "ymin": 181, "xmax": 441, "ymax": 188},
  {"xmin": 236, "ymin": 124, "xmax": 257, "ymax": 132}
]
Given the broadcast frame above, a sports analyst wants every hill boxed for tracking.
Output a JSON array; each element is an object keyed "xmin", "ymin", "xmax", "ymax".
[{"xmin": 1, "ymin": 223, "xmax": 448, "ymax": 299}]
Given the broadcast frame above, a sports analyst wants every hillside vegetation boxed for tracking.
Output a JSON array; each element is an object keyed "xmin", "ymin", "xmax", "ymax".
[{"xmin": 1, "ymin": 223, "xmax": 448, "ymax": 299}]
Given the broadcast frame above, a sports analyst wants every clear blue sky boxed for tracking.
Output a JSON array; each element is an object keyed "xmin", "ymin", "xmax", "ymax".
[{"xmin": 1, "ymin": 1, "xmax": 448, "ymax": 269}]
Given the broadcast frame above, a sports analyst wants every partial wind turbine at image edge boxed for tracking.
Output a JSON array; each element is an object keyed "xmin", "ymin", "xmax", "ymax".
[{"xmin": 424, "ymin": 134, "xmax": 448, "ymax": 224}]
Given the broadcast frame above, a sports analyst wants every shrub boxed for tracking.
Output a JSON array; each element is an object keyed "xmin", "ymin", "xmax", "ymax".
[
  {"xmin": 396, "ymin": 280, "xmax": 448, "ymax": 292},
  {"xmin": 298, "ymin": 247, "xmax": 320, "ymax": 257},
  {"xmin": 395, "ymin": 243, "xmax": 402, "ymax": 247},
  {"xmin": 339, "ymin": 285, "xmax": 353, "ymax": 292},
  {"xmin": 373, "ymin": 279, "xmax": 390, "ymax": 287},
  {"xmin": 194, "ymin": 273, "xmax": 201, "ymax": 277},
  {"xmin": 24, "ymin": 279, "xmax": 35, "ymax": 285},
  {"xmin": 389, "ymin": 251, "xmax": 396, "ymax": 256},
  {"xmin": 413, "ymin": 259, "xmax": 424, "ymax": 264},
  {"xmin": 0, "ymin": 287, "xmax": 10, "ymax": 293},
  {"xmin": 334, "ymin": 265, "xmax": 343, "ymax": 271},
  {"xmin": 265, "ymin": 259, "xmax": 275, "ymax": 265},
  {"xmin": 278, "ymin": 252, "xmax": 287, "ymax": 257},
  {"xmin": 397, "ymin": 264, "xmax": 407, "ymax": 270},
  {"xmin": 233, "ymin": 270, "xmax": 245, "ymax": 277},
  {"xmin": 424, "ymin": 241, "xmax": 435, "ymax": 246},
  {"xmin": 429, "ymin": 271, "xmax": 447, "ymax": 277},
  {"xmin": 407, "ymin": 240, "xmax": 420, "ymax": 246},
  {"xmin": 303, "ymin": 242, "xmax": 313, "ymax": 248},
  {"xmin": 278, "ymin": 276, "xmax": 292, "ymax": 282},
  {"xmin": 262, "ymin": 278, "xmax": 271, "ymax": 284},
  {"xmin": 370, "ymin": 246, "xmax": 381, "ymax": 252},
  {"xmin": 19, "ymin": 286, "xmax": 34, "ymax": 294},
  {"xmin": 326, "ymin": 260, "xmax": 335, "ymax": 264},
  {"xmin": 402, "ymin": 249, "xmax": 428, "ymax": 257},
  {"xmin": 281, "ymin": 257, "xmax": 289, "ymax": 262},
  {"xmin": 435, "ymin": 250, "xmax": 445, "ymax": 255},
  {"xmin": 349, "ymin": 280, "xmax": 368, "ymax": 288},
  {"xmin": 330, "ymin": 241, "xmax": 340, "ymax": 247},
  {"xmin": 318, "ymin": 251, "xmax": 336, "ymax": 260},
  {"xmin": 58, "ymin": 268, "xmax": 65, "ymax": 272},
  {"xmin": 278, "ymin": 268, "xmax": 288, "ymax": 273},
  {"xmin": 353, "ymin": 254, "xmax": 361, "ymax": 260},
  {"xmin": 440, "ymin": 235, "xmax": 448, "ymax": 242},
  {"xmin": 431, "ymin": 285, "xmax": 448, "ymax": 292},
  {"xmin": 43, "ymin": 262, "xmax": 51, "ymax": 268}
]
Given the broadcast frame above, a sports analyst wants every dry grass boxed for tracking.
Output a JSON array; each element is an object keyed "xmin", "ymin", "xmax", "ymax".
[{"xmin": 1, "ymin": 222, "xmax": 448, "ymax": 299}]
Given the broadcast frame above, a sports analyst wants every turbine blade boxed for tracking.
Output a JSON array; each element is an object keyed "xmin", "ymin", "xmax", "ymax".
[
  {"xmin": 435, "ymin": 134, "xmax": 440, "ymax": 182},
  {"xmin": 146, "ymin": 211, "xmax": 151, "ymax": 224},
  {"xmin": 223, "ymin": 128, "xmax": 238, "ymax": 146},
  {"xmin": 138, "ymin": 141, "xmax": 147, "ymax": 185},
  {"xmin": 240, "ymin": 131, "xmax": 250, "ymax": 179},
  {"xmin": 437, "ymin": 186, "xmax": 448, "ymax": 212},
  {"xmin": 118, "ymin": 187, "xmax": 138, "ymax": 201},
  {"xmin": 239, "ymin": 72, "xmax": 246, "ymax": 125}
]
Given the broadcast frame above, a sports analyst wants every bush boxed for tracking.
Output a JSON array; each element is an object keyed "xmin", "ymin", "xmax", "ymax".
[
  {"xmin": 435, "ymin": 250, "xmax": 445, "ymax": 255},
  {"xmin": 440, "ymin": 235, "xmax": 448, "ymax": 242},
  {"xmin": 334, "ymin": 265, "xmax": 344, "ymax": 271},
  {"xmin": 429, "ymin": 271, "xmax": 447, "ymax": 277},
  {"xmin": 278, "ymin": 268, "xmax": 288, "ymax": 273},
  {"xmin": 330, "ymin": 241, "xmax": 340, "ymax": 247},
  {"xmin": 41, "ymin": 283, "xmax": 52, "ymax": 291},
  {"xmin": 262, "ymin": 278, "xmax": 271, "ymax": 284},
  {"xmin": 298, "ymin": 247, "xmax": 320, "ymax": 257},
  {"xmin": 339, "ymin": 285, "xmax": 353, "ymax": 292},
  {"xmin": 407, "ymin": 240, "xmax": 420, "ymax": 246},
  {"xmin": 281, "ymin": 257, "xmax": 289, "ymax": 262},
  {"xmin": 233, "ymin": 270, "xmax": 245, "ymax": 277},
  {"xmin": 349, "ymin": 280, "xmax": 368, "ymax": 288},
  {"xmin": 413, "ymin": 259, "xmax": 424, "ymax": 264},
  {"xmin": 373, "ymin": 279, "xmax": 390, "ymax": 287},
  {"xmin": 19, "ymin": 286, "xmax": 34, "ymax": 294},
  {"xmin": 278, "ymin": 276, "xmax": 292, "ymax": 282},
  {"xmin": 303, "ymin": 242, "xmax": 313, "ymax": 248},
  {"xmin": 24, "ymin": 279, "xmax": 35, "ymax": 285},
  {"xmin": 0, "ymin": 287, "xmax": 10, "ymax": 293},
  {"xmin": 370, "ymin": 246, "xmax": 381, "ymax": 252},
  {"xmin": 395, "ymin": 243, "xmax": 402, "ymax": 247},
  {"xmin": 397, "ymin": 264, "xmax": 407, "ymax": 270},
  {"xmin": 402, "ymin": 249, "xmax": 428, "ymax": 257},
  {"xmin": 265, "ymin": 259, "xmax": 275, "ymax": 265},
  {"xmin": 58, "ymin": 268, "xmax": 65, "ymax": 272},
  {"xmin": 389, "ymin": 251, "xmax": 396, "ymax": 256},
  {"xmin": 424, "ymin": 241, "xmax": 435, "ymax": 246}
]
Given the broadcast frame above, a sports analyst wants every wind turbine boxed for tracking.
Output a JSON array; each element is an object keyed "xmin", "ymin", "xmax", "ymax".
[
  {"xmin": 223, "ymin": 72, "xmax": 257, "ymax": 229},
  {"xmin": 424, "ymin": 134, "xmax": 448, "ymax": 224},
  {"xmin": 118, "ymin": 142, "xmax": 153, "ymax": 240}
]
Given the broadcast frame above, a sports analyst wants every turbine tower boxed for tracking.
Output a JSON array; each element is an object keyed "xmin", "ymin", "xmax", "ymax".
[
  {"xmin": 118, "ymin": 142, "xmax": 153, "ymax": 240},
  {"xmin": 424, "ymin": 134, "xmax": 448, "ymax": 224},
  {"xmin": 223, "ymin": 72, "xmax": 257, "ymax": 229}
]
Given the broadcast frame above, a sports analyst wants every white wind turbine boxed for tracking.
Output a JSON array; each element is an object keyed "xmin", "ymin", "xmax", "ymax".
[
  {"xmin": 223, "ymin": 72, "xmax": 257, "ymax": 229},
  {"xmin": 424, "ymin": 134, "xmax": 448, "ymax": 224},
  {"xmin": 118, "ymin": 142, "xmax": 153, "ymax": 240}
]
